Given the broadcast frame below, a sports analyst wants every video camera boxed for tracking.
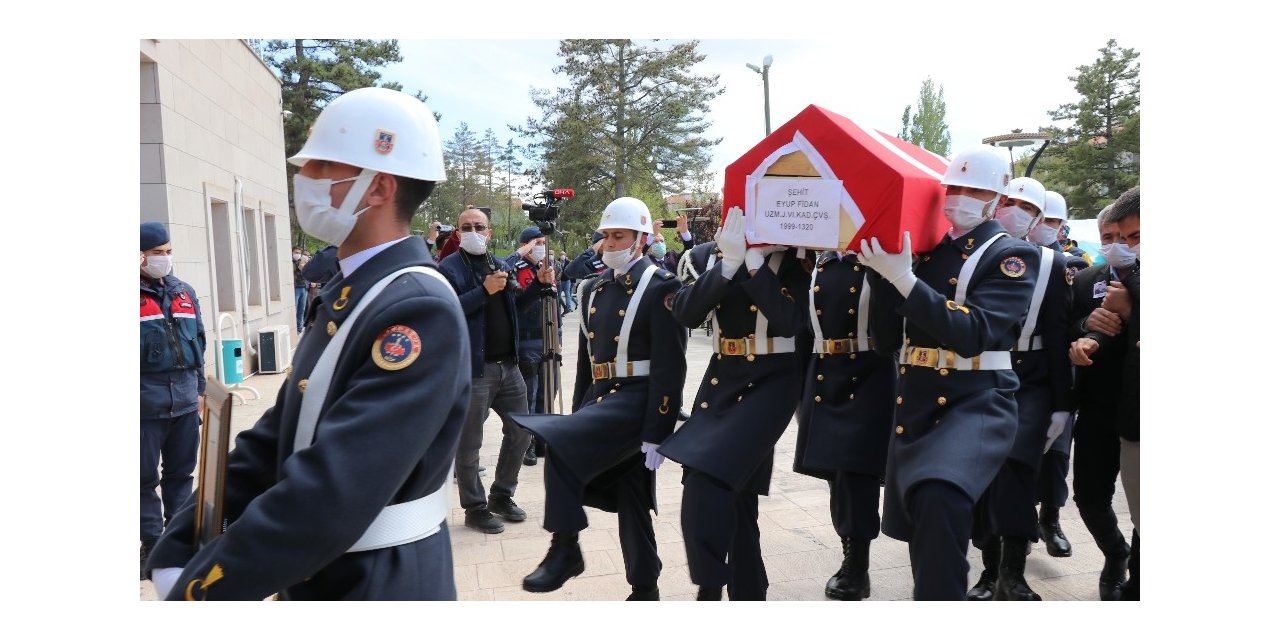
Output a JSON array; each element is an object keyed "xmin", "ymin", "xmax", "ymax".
[{"xmin": 521, "ymin": 188, "xmax": 575, "ymax": 235}]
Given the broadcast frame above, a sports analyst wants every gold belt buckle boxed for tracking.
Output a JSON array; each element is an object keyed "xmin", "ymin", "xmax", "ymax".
[
  {"xmin": 909, "ymin": 347, "xmax": 939, "ymax": 368},
  {"xmin": 591, "ymin": 362, "xmax": 611, "ymax": 381},
  {"xmin": 826, "ymin": 339, "xmax": 848, "ymax": 354},
  {"xmin": 720, "ymin": 338, "xmax": 748, "ymax": 356}
]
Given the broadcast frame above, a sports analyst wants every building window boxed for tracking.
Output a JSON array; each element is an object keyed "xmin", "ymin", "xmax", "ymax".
[
  {"xmin": 242, "ymin": 206, "xmax": 262, "ymax": 307},
  {"xmin": 264, "ymin": 213, "xmax": 282, "ymax": 303}
]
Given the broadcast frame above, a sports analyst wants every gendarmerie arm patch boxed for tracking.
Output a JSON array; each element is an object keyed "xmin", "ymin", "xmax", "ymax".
[
  {"xmin": 999, "ymin": 256, "xmax": 1027, "ymax": 278},
  {"xmin": 372, "ymin": 325, "xmax": 421, "ymax": 371}
]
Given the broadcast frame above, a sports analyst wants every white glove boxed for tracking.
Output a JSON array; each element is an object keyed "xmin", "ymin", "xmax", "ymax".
[
  {"xmin": 151, "ymin": 567, "xmax": 184, "ymax": 599},
  {"xmin": 745, "ymin": 247, "xmax": 765, "ymax": 272},
  {"xmin": 715, "ymin": 208, "xmax": 747, "ymax": 278},
  {"xmin": 641, "ymin": 442, "xmax": 665, "ymax": 471},
  {"xmin": 1044, "ymin": 411, "xmax": 1070, "ymax": 453},
  {"xmin": 857, "ymin": 231, "xmax": 917, "ymax": 297}
]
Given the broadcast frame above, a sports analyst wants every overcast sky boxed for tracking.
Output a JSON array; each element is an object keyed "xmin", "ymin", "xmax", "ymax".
[{"xmin": 378, "ymin": 26, "xmax": 1145, "ymax": 197}]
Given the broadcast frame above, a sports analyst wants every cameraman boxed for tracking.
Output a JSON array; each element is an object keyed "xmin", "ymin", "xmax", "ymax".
[{"xmin": 439, "ymin": 207, "xmax": 555, "ymax": 534}]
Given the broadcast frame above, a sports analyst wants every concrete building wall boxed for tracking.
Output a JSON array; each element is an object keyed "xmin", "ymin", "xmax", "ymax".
[{"xmin": 139, "ymin": 39, "xmax": 292, "ymax": 382}]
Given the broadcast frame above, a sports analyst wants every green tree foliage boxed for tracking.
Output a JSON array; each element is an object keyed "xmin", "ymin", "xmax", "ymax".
[
  {"xmin": 253, "ymin": 39, "xmax": 411, "ymax": 247},
  {"xmin": 516, "ymin": 39, "xmax": 725, "ymax": 243},
  {"xmin": 1043, "ymin": 39, "xmax": 1141, "ymax": 217},
  {"xmin": 899, "ymin": 77, "xmax": 951, "ymax": 155}
]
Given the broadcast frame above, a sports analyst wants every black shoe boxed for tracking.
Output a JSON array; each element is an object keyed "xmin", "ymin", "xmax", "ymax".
[
  {"xmin": 465, "ymin": 509, "xmax": 505, "ymax": 534},
  {"xmin": 523, "ymin": 532, "xmax": 585, "ymax": 593},
  {"xmin": 626, "ymin": 585, "xmax": 660, "ymax": 601},
  {"xmin": 1039, "ymin": 519, "xmax": 1073, "ymax": 558},
  {"xmin": 994, "ymin": 537, "xmax": 1042, "ymax": 601},
  {"xmin": 696, "ymin": 586, "xmax": 723, "ymax": 601},
  {"xmin": 1099, "ymin": 540, "xmax": 1130, "ymax": 601},
  {"xmin": 488, "ymin": 496, "xmax": 527, "ymax": 523},
  {"xmin": 523, "ymin": 443, "xmax": 538, "ymax": 466},
  {"xmin": 966, "ymin": 541, "xmax": 1000, "ymax": 601},
  {"xmin": 825, "ymin": 538, "xmax": 871, "ymax": 600},
  {"xmin": 140, "ymin": 539, "xmax": 157, "ymax": 581}
]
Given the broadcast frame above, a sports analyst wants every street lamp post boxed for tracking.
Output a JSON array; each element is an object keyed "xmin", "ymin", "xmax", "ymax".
[
  {"xmin": 745, "ymin": 55, "xmax": 774, "ymax": 135},
  {"xmin": 982, "ymin": 130, "xmax": 1053, "ymax": 177}
]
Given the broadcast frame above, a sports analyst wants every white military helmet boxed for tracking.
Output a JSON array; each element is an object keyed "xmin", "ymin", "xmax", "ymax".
[
  {"xmin": 941, "ymin": 145, "xmax": 1012, "ymax": 197},
  {"xmin": 288, "ymin": 87, "xmax": 446, "ymax": 182},
  {"xmin": 1043, "ymin": 191, "xmax": 1068, "ymax": 221},
  {"xmin": 1006, "ymin": 177, "xmax": 1047, "ymax": 213},
  {"xmin": 597, "ymin": 197, "xmax": 653, "ymax": 234}
]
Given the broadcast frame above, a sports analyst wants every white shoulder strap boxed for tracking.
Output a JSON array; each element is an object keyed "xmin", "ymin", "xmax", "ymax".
[
  {"xmin": 294, "ymin": 266, "xmax": 449, "ymax": 454},
  {"xmin": 955, "ymin": 232, "xmax": 1008, "ymax": 306},
  {"xmin": 615, "ymin": 265, "xmax": 658, "ymax": 370},
  {"xmin": 807, "ymin": 256, "xmax": 824, "ymax": 346},
  {"xmin": 1017, "ymin": 246, "xmax": 1055, "ymax": 350}
]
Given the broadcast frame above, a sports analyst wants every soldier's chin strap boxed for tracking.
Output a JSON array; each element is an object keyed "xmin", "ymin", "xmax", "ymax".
[{"xmin": 293, "ymin": 265, "xmax": 455, "ymax": 553}]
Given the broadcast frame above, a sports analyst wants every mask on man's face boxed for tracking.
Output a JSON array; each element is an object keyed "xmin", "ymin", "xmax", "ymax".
[
  {"xmin": 292, "ymin": 252, "xmax": 302, "ymax": 261},
  {"xmin": 460, "ymin": 231, "xmax": 488, "ymax": 255},
  {"xmin": 993, "ymin": 206, "xmax": 1036, "ymax": 239},
  {"xmin": 1100, "ymin": 242, "xmax": 1136, "ymax": 268},
  {"xmin": 943, "ymin": 194, "xmax": 995, "ymax": 232},
  {"xmin": 292, "ymin": 170, "xmax": 376, "ymax": 246},
  {"xmin": 530, "ymin": 245, "xmax": 547, "ymax": 262},
  {"xmin": 1027, "ymin": 222, "xmax": 1059, "ymax": 247},
  {"xmin": 142, "ymin": 254, "xmax": 172, "ymax": 280},
  {"xmin": 650, "ymin": 243, "xmax": 667, "ymax": 259}
]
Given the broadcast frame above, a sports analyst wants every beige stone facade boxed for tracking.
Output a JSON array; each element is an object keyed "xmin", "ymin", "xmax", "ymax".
[{"xmin": 140, "ymin": 39, "xmax": 292, "ymax": 381}]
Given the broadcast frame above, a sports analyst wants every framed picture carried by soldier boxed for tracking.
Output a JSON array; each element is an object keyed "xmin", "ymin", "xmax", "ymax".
[{"xmin": 194, "ymin": 376, "xmax": 232, "ymax": 549}]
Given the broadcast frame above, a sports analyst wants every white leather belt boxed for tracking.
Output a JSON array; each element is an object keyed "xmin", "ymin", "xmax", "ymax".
[
  {"xmin": 900, "ymin": 346, "xmax": 1012, "ymax": 371},
  {"xmin": 591, "ymin": 359, "xmax": 651, "ymax": 381},
  {"xmin": 347, "ymin": 472, "xmax": 451, "ymax": 553},
  {"xmin": 813, "ymin": 338, "xmax": 874, "ymax": 355},
  {"xmin": 713, "ymin": 335, "xmax": 796, "ymax": 356}
]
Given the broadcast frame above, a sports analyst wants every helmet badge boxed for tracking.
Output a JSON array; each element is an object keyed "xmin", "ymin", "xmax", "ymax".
[{"xmin": 375, "ymin": 129, "xmax": 395, "ymax": 155}]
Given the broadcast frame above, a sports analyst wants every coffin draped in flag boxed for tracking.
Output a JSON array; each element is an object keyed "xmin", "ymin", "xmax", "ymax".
[{"xmin": 723, "ymin": 104, "xmax": 951, "ymax": 254}]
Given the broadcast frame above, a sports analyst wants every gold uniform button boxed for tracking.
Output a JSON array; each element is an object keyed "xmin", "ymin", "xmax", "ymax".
[
  {"xmin": 949, "ymin": 277, "xmax": 958, "ymax": 285},
  {"xmin": 848, "ymin": 308, "xmax": 855, "ymax": 315},
  {"xmin": 298, "ymin": 379, "xmax": 309, "ymax": 393},
  {"xmin": 896, "ymin": 396, "xmax": 903, "ymax": 405},
  {"xmin": 899, "ymin": 366, "xmax": 907, "ymax": 374},
  {"xmin": 737, "ymin": 395, "xmax": 743, "ymax": 402},
  {"xmin": 854, "ymin": 265, "xmax": 862, "ymax": 271},
  {"xmin": 849, "ymin": 286, "xmax": 857, "ymax": 293},
  {"xmin": 905, "ymin": 337, "xmax": 911, "ymax": 345},
  {"xmin": 817, "ymin": 267, "xmax": 824, "ymax": 273},
  {"xmin": 610, "ymin": 389, "xmax": 618, "ymax": 394},
  {"xmin": 817, "ymin": 374, "xmax": 825, "ymax": 381},
  {"xmin": 849, "ymin": 353, "xmax": 857, "ymax": 360},
  {"xmin": 1016, "ymin": 358, "xmax": 1023, "ymax": 365},
  {"xmin": 939, "ymin": 368, "xmax": 950, "ymax": 376},
  {"xmin": 814, "ymin": 395, "xmax": 822, "ymax": 403},
  {"xmin": 813, "ymin": 285, "xmax": 821, "ymax": 293},
  {"xmin": 614, "ymin": 336, "xmax": 620, "ymax": 342},
  {"xmin": 815, "ymin": 309, "xmax": 823, "ymax": 316},
  {"xmin": 716, "ymin": 304, "xmax": 722, "ymax": 309},
  {"xmin": 618, "ymin": 309, "xmax": 626, "ymax": 317},
  {"xmin": 588, "ymin": 331, "xmax": 595, "ymax": 339},
  {"xmin": 749, "ymin": 304, "xmax": 758, "ymax": 312},
  {"xmin": 326, "ymin": 321, "xmax": 337, "ymax": 336},
  {"xmin": 748, "ymin": 333, "xmax": 756, "ymax": 339},
  {"xmin": 597, "ymin": 396, "xmax": 603, "ymax": 403},
  {"xmin": 590, "ymin": 307, "xmax": 597, "ymax": 315},
  {"xmin": 922, "ymin": 255, "xmax": 930, "ymax": 262},
  {"xmin": 747, "ymin": 382, "xmax": 754, "ymax": 388},
  {"xmin": 849, "ymin": 393, "xmax": 856, "ymax": 400},
  {"xmin": 895, "ymin": 425, "xmax": 905, "ymax": 435},
  {"xmin": 626, "ymin": 289, "xmax": 634, "ymax": 295},
  {"xmin": 746, "ymin": 354, "xmax": 756, "ymax": 362},
  {"xmin": 700, "ymin": 402, "xmax": 709, "ymax": 409},
  {"xmin": 847, "ymin": 331, "xmax": 855, "ymax": 337},
  {"xmin": 937, "ymin": 397, "xmax": 947, "ymax": 406},
  {"xmin": 711, "ymin": 378, "xmax": 719, "ymax": 385}
]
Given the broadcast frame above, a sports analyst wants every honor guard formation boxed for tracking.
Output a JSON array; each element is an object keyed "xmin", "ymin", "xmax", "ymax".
[{"xmin": 142, "ymin": 86, "xmax": 1140, "ymax": 601}]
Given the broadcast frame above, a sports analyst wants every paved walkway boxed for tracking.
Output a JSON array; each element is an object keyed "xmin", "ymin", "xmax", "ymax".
[{"xmin": 141, "ymin": 308, "xmax": 1133, "ymax": 601}]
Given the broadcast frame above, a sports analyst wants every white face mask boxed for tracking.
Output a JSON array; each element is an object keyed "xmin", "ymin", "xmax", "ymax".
[
  {"xmin": 292, "ymin": 170, "xmax": 375, "ymax": 246},
  {"xmin": 530, "ymin": 245, "xmax": 547, "ymax": 262},
  {"xmin": 943, "ymin": 194, "xmax": 995, "ymax": 232},
  {"xmin": 1027, "ymin": 222, "xmax": 1059, "ymax": 247},
  {"xmin": 602, "ymin": 235, "xmax": 640, "ymax": 272},
  {"xmin": 460, "ymin": 231, "xmax": 488, "ymax": 255},
  {"xmin": 1100, "ymin": 242, "xmax": 1136, "ymax": 268},
  {"xmin": 142, "ymin": 254, "xmax": 172, "ymax": 279},
  {"xmin": 993, "ymin": 206, "xmax": 1037, "ymax": 239},
  {"xmin": 1130, "ymin": 243, "xmax": 1140, "ymax": 261}
]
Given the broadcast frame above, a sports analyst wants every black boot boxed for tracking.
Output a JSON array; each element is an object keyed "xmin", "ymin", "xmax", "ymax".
[
  {"xmin": 523, "ymin": 442, "xmax": 538, "ymax": 466},
  {"xmin": 1039, "ymin": 505, "xmax": 1072, "ymax": 558},
  {"xmin": 522, "ymin": 531, "xmax": 585, "ymax": 593},
  {"xmin": 1120, "ymin": 533, "xmax": 1139, "ymax": 600},
  {"xmin": 626, "ymin": 585, "xmax": 660, "ymax": 601},
  {"xmin": 696, "ymin": 585, "xmax": 723, "ymax": 601},
  {"xmin": 995, "ymin": 537, "xmax": 1042, "ymax": 601},
  {"xmin": 825, "ymin": 538, "xmax": 871, "ymax": 600},
  {"xmin": 1099, "ymin": 536, "xmax": 1130, "ymax": 601},
  {"xmin": 966, "ymin": 540, "xmax": 1000, "ymax": 601}
]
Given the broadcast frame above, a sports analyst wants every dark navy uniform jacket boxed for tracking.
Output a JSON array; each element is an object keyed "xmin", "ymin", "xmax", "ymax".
[
  {"xmin": 140, "ymin": 275, "xmax": 206, "ymax": 419},
  {"xmin": 660, "ymin": 242, "xmax": 810, "ymax": 495},
  {"xmin": 866, "ymin": 219, "xmax": 1039, "ymax": 541},
  {"xmin": 1006, "ymin": 245, "xmax": 1075, "ymax": 466},
  {"xmin": 513, "ymin": 259, "xmax": 685, "ymax": 512},
  {"xmin": 793, "ymin": 252, "xmax": 896, "ymax": 481},
  {"xmin": 147, "ymin": 238, "xmax": 470, "ymax": 600}
]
